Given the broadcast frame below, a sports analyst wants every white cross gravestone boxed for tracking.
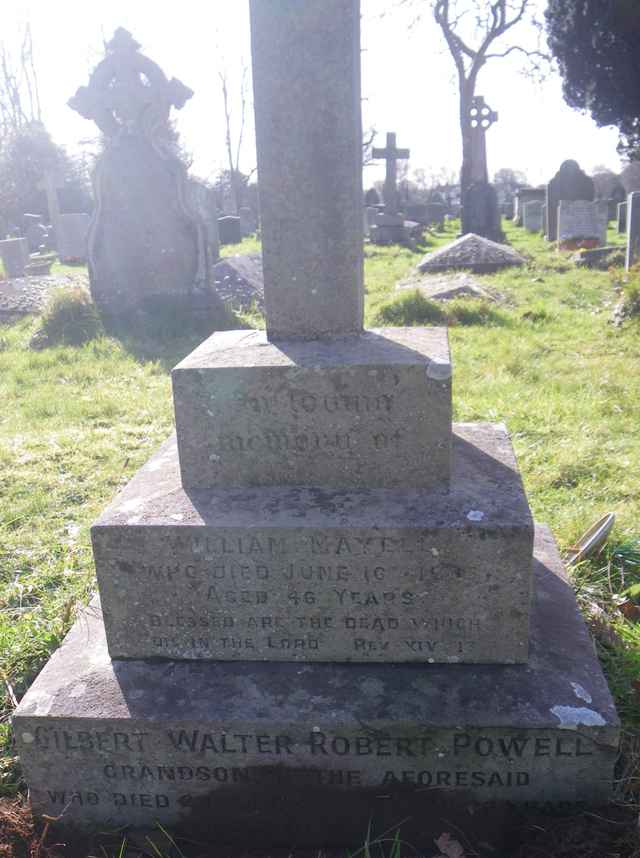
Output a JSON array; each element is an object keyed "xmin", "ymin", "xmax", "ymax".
[
  {"xmin": 14, "ymin": 1, "xmax": 619, "ymax": 846},
  {"xmin": 372, "ymin": 132, "xmax": 410, "ymax": 216}
]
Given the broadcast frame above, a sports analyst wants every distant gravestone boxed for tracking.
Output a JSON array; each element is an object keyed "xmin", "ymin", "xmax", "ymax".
[
  {"xmin": 626, "ymin": 192, "xmax": 640, "ymax": 270},
  {"xmin": 0, "ymin": 237, "xmax": 29, "ymax": 277},
  {"xmin": 23, "ymin": 214, "xmax": 50, "ymax": 253},
  {"xmin": 617, "ymin": 201, "xmax": 627, "ymax": 234},
  {"xmin": 546, "ymin": 160, "xmax": 594, "ymax": 241},
  {"xmin": 514, "ymin": 188, "xmax": 545, "ymax": 226},
  {"xmin": 218, "ymin": 215, "xmax": 242, "ymax": 244},
  {"xmin": 372, "ymin": 132, "xmax": 410, "ymax": 215},
  {"xmin": 607, "ymin": 184, "xmax": 626, "ymax": 220},
  {"xmin": 364, "ymin": 187, "xmax": 380, "ymax": 206},
  {"xmin": 68, "ymin": 28, "xmax": 204, "ymax": 314},
  {"xmin": 57, "ymin": 213, "xmax": 90, "ymax": 262},
  {"xmin": 239, "ymin": 206, "xmax": 257, "ymax": 236},
  {"xmin": 187, "ymin": 179, "xmax": 220, "ymax": 269},
  {"xmin": 462, "ymin": 182, "xmax": 502, "ymax": 242},
  {"xmin": 557, "ymin": 200, "xmax": 608, "ymax": 249},
  {"xmin": 523, "ymin": 200, "xmax": 543, "ymax": 233},
  {"xmin": 405, "ymin": 203, "xmax": 445, "ymax": 229}
]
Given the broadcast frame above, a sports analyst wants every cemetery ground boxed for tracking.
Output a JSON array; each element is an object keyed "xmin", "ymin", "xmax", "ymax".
[{"xmin": 0, "ymin": 222, "xmax": 640, "ymax": 856}]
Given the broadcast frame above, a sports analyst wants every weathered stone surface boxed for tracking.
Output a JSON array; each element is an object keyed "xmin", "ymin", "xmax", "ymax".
[
  {"xmin": 172, "ymin": 327, "xmax": 452, "ymax": 491},
  {"xmin": 405, "ymin": 203, "xmax": 445, "ymax": 229},
  {"xmin": 461, "ymin": 182, "xmax": 502, "ymax": 242},
  {"xmin": 14, "ymin": 526, "xmax": 618, "ymax": 844},
  {"xmin": 522, "ymin": 200, "xmax": 543, "ymax": 233},
  {"xmin": 618, "ymin": 201, "xmax": 627, "ymax": 234},
  {"xmin": 210, "ymin": 254, "xmax": 264, "ymax": 309},
  {"xmin": 545, "ymin": 160, "xmax": 594, "ymax": 241},
  {"xmin": 626, "ymin": 192, "xmax": 640, "ymax": 271},
  {"xmin": 56, "ymin": 213, "xmax": 90, "ymax": 262},
  {"xmin": 418, "ymin": 234, "xmax": 525, "ymax": 274},
  {"xmin": 557, "ymin": 200, "xmax": 608, "ymax": 248},
  {"xmin": 69, "ymin": 29, "xmax": 203, "ymax": 313},
  {"xmin": 218, "ymin": 216, "xmax": 242, "ymax": 245},
  {"xmin": 250, "ymin": 0, "xmax": 363, "ymax": 339},
  {"xmin": 91, "ymin": 422, "xmax": 531, "ymax": 663},
  {"xmin": 0, "ymin": 237, "xmax": 29, "ymax": 277},
  {"xmin": 187, "ymin": 180, "xmax": 220, "ymax": 266},
  {"xmin": 514, "ymin": 188, "xmax": 545, "ymax": 227}
]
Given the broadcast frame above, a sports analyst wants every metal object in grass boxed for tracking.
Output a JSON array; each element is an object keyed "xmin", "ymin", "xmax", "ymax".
[{"xmin": 565, "ymin": 512, "xmax": 616, "ymax": 567}]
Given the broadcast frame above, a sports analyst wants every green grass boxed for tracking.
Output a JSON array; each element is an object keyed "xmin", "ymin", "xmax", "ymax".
[{"xmin": 1, "ymin": 222, "xmax": 640, "ymax": 847}]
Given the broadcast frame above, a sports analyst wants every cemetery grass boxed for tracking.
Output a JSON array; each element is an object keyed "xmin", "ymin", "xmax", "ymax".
[{"xmin": 1, "ymin": 224, "xmax": 640, "ymax": 854}]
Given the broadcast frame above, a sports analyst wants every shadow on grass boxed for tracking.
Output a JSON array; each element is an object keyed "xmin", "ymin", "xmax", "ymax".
[{"xmin": 101, "ymin": 293, "xmax": 249, "ymax": 370}]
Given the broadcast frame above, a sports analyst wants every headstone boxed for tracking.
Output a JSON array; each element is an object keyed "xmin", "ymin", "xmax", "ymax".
[
  {"xmin": 607, "ymin": 183, "xmax": 626, "ymax": 220},
  {"xmin": 0, "ymin": 237, "xmax": 29, "ymax": 278},
  {"xmin": 617, "ymin": 201, "xmax": 627, "ymax": 234},
  {"xmin": 522, "ymin": 200, "xmax": 543, "ymax": 233},
  {"xmin": 372, "ymin": 132, "xmax": 410, "ymax": 216},
  {"xmin": 239, "ymin": 207, "xmax": 258, "ymax": 236},
  {"xmin": 56, "ymin": 213, "xmax": 91, "ymax": 262},
  {"xmin": 68, "ymin": 28, "xmax": 205, "ymax": 314},
  {"xmin": 364, "ymin": 187, "xmax": 380, "ymax": 206},
  {"xmin": 23, "ymin": 214, "xmax": 50, "ymax": 253},
  {"xmin": 187, "ymin": 180, "xmax": 220, "ymax": 269},
  {"xmin": 218, "ymin": 215, "xmax": 242, "ymax": 244},
  {"xmin": 557, "ymin": 200, "xmax": 608, "ymax": 249},
  {"xmin": 418, "ymin": 233, "xmax": 525, "ymax": 273},
  {"xmin": 545, "ymin": 160, "xmax": 594, "ymax": 241},
  {"xmin": 514, "ymin": 188, "xmax": 545, "ymax": 226},
  {"xmin": 468, "ymin": 95, "xmax": 497, "ymax": 184},
  {"xmin": 16, "ymin": 1, "xmax": 619, "ymax": 845},
  {"xmin": 405, "ymin": 203, "xmax": 446, "ymax": 229},
  {"xmin": 369, "ymin": 212, "xmax": 414, "ymax": 245},
  {"xmin": 626, "ymin": 192, "xmax": 640, "ymax": 270},
  {"xmin": 461, "ymin": 181, "xmax": 502, "ymax": 242}
]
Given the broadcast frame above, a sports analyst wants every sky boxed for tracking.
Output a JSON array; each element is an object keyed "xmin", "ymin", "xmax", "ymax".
[{"xmin": 2, "ymin": 0, "xmax": 624, "ymax": 189}]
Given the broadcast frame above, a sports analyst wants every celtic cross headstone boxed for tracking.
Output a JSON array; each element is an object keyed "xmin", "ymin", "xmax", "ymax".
[{"xmin": 68, "ymin": 28, "xmax": 209, "ymax": 314}]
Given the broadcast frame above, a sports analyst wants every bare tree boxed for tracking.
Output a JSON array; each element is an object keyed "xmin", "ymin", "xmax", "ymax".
[
  {"xmin": 0, "ymin": 24, "xmax": 41, "ymax": 139},
  {"xmin": 362, "ymin": 125, "xmax": 377, "ymax": 166},
  {"xmin": 218, "ymin": 64, "xmax": 256, "ymax": 214},
  {"xmin": 404, "ymin": 1, "xmax": 547, "ymax": 194}
]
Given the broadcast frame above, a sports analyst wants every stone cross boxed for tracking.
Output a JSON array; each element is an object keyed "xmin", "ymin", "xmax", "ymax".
[
  {"xmin": 468, "ymin": 95, "xmax": 498, "ymax": 184},
  {"xmin": 372, "ymin": 132, "xmax": 410, "ymax": 216},
  {"xmin": 250, "ymin": 0, "xmax": 363, "ymax": 339},
  {"xmin": 68, "ymin": 27, "xmax": 193, "ymax": 140}
]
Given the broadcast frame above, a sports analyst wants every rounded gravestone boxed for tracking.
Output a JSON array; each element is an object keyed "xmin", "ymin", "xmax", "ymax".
[{"xmin": 546, "ymin": 160, "xmax": 594, "ymax": 241}]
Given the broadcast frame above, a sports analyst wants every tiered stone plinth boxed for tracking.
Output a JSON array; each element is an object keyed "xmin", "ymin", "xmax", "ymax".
[
  {"xmin": 92, "ymin": 423, "xmax": 533, "ymax": 663},
  {"xmin": 14, "ymin": 528, "xmax": 619, "ymax": 844},
  {"xmin": 172, "ymin": 328, "xmax": 451, "ymax": 490}
]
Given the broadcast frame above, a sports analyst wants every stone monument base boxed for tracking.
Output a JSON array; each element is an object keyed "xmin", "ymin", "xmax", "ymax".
[
  {"xmin": 91, "ymin": 423, "xmax": 533, "ymax": 663},
  {"xmin": 14, "ymin": 526, "xmax": 619, "ymax": 847}
]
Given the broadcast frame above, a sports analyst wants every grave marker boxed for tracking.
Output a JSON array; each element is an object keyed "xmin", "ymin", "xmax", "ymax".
[
  {"xmin": 557, "ymin": 200, "xmax": 608, "ymax": 249},
  {"xmin": 626, "ymin": 192, "xmax": 640, "ymax": 270},
  {"xmin": 522, "ymin": 200, "xmax": 543, "ymax": 233},
  {"xmin": 545, "ymin": 160, "xmax": 594, "ymax": 241},
  {"xmin": 15, "ymin": 2, "xmax": 619, "ymax": 845},
  {"xmin": 372, "ymin": 132, "xmax": 410, "ymax": 216}
]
